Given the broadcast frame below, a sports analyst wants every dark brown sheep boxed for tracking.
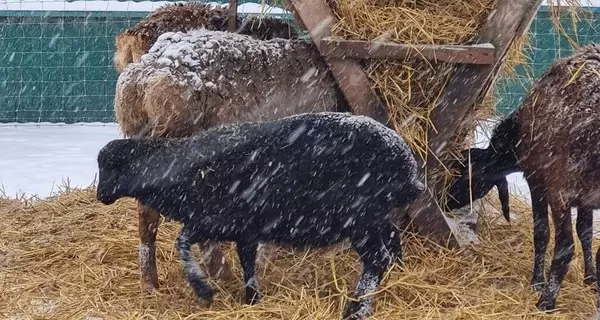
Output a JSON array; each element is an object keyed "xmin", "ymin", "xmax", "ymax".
[
  {"xmin": 458, "ymin": 43, "xmax": 600, "ymax": 312},
  {"xmin": 114, "ymin": 2, "xmax": 299, "ymax": 73},
  {"xmin": 516, "ymin": 43, "xmax": 600, "ymax": 311}
]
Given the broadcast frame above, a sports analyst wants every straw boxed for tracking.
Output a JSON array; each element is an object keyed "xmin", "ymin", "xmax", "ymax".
[{"xmin": 1, "ymin": 185, "xmax": 597, "ymax": 319}]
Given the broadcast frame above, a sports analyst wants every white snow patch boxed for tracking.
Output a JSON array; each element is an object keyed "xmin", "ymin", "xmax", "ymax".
[{"xmin": 0, "ymin": 122, "xmax": 119, "ymax": 199}]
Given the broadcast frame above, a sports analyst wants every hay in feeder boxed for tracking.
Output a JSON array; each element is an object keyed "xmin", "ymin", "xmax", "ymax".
[
  {"xmin": 0, "ymin": 186, "xmax": 598, "ymax": 319},
  {"xmin": 328, "ymin": 0, "xmax": 512, "ymax": 164}
]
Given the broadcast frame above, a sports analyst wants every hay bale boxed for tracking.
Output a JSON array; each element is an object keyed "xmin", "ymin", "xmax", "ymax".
[
  {"xmin": 114, "ymin": 2, "xmax": 299, "ymax": 73},
  {"xmin": 1, "ymin": 187, "xmax": 598, "ymax": 319}
]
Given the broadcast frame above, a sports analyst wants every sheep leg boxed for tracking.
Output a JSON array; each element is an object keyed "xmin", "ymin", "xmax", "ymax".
[
  {"xmin": 496, "ymin": 178, "xmax": 510, "ymax": 222},
  {"xmin": 526, "ymin": 176, "xmax": 549, "ymax": 292},
  {"xmin": 235, "ymin": 240, "xmax": 260, "ymax": 305},
  {"xmin": 137, "ymin": 201, "xmax": 160, "ymax": 293},
  {"xmin": 343, "ymin": 222, "xmax": 401, "ymax": 320},
  {"xmin": 536, "ymin": 199, "xmax": 574, "ymax": 312},
  {"xmin": 576, "ymin": 207, "xmax": 595, "ymax": 286},
  {"xmin": 201, "ymin": 240, "xmax": 233, "ymax": 281},
  {"xmin": 176, "ymin": 228, "xmax": 215, "ymax": 303}
]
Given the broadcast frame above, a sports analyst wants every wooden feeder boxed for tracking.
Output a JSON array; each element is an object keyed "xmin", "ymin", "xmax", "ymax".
[{"xmin": 227, "ymin": 0, "xmax": 544, "ymax": 248}]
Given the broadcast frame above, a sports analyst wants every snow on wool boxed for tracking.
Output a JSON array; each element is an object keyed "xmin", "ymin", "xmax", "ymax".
[
  {"xmin": 139, "ymin": 29, "xmax": 287, "ymax": 90},
  {"xmin": 96, "ymin": 112, "xmax": 425, "ymax": 320}
]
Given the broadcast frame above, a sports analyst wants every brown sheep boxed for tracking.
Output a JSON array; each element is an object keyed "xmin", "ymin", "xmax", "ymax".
[
  {"xmin": 114, "ymin": 28, "xmax": 350, "ymax": 293},
  {"xmin": 517, "ymin": 43, "xmax": 600, "ymax": 312},
  {"xmin": 460, "ymin": 44, "xmax": 600, "ymax": 312},
  {"xmin": 114, "ymin": 2, "xmax": 299, "ymax": 73}
]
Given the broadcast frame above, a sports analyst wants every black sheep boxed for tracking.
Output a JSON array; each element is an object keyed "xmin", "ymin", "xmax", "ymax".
[
  {"xmin": 95, "ymin": 112, "xmax": 425, "ymax": 320},
  {"xmin": 445, "ymin": 148, "xmax": 511, "ymax": 224}
]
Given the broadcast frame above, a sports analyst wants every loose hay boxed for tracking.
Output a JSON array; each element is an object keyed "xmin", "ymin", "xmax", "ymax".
[{"xmin": 1, "ymin": 187, "xmax": 597, "ymax": 319}]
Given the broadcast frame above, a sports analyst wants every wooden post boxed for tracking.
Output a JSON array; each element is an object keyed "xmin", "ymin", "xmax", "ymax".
[
  {"xmin": 283, "ymin": 0, "xmax": 390, "ymax": 125},
  {"xmin": 321, "ymin": 39, "xmax": 496, "ymax": 65},
  {"xmin": 228, "ymin": 0, "xmax": 238, "ymax": 32},
  {"xmin": 405, "ymin": 0, "xmax": 544, "ymax": 247}
]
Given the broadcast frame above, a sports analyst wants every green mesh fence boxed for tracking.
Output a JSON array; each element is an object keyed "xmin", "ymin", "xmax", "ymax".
[{"xmin": 0, "ymin": 3, "xmax": 598, "ymax": 123}]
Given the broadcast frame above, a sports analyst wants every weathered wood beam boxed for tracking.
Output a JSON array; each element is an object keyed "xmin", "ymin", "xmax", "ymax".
[
  {"xmin": 405, "ymin": 0, "xmax": 544, "ymax": 248},
  {"xmin": 321, "ymin": 38, "xmax": 496, "ymax": 65},
  {"xmin": 283, "ymin": 0, "xmax": 389, "ymax": 125},
  {"xmin": 228, "ymin": 0, "xmax": 238, "ymax": 32}
]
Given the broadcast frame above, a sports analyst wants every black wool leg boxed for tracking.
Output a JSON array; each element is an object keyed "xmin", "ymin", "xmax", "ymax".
[
  {"xmin": 343, "ymin": 222, "xmax": 401, "ymax": 320},
  {"xmin": 176, "ymin": 228, "xmax": 215, "ymax": 303},
  {"xmin": 576, "ymin": 207, "xmax": 595, "ymax": 286},
  {"xmin": 536, "ymin": 200, "xmax": 574, "ymax": 312},
  {"xmin": 236, "ymin": 240, "xmax": 260, "ymax": 305},
  {"xmin": 526, "ymin": 177, "xmax": 549, "ymax": 292}
]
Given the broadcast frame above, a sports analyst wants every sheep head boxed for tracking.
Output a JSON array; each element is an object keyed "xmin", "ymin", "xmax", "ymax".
[{"xmin": 96, "ymin": 138, "xmax": 161, "ymax": 205}]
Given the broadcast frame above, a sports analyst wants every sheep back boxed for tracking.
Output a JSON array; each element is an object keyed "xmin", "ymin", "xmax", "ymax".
[
  {"xmin": 518, "ymin": 43, "xmax": 600, "ymax": 206},
  {"xmin": 114, "ymin": 29, "xmax": 345, "ymax": 138}
]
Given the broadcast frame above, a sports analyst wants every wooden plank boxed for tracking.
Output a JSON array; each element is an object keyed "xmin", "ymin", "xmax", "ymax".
[
  {"xmin": 228, "ymin": 0, "xmax": 238, "ymax": 32},
  {"xmin": 283, "ymin": 0, "xmax": 390, "ymax": 125},
  {"xmin": 321, "ymin": 38, "xmax": 496, "ymax": 65},
  {"xmin": 405, "ymin": 0, "xmax": 544, "ymax": 248}
]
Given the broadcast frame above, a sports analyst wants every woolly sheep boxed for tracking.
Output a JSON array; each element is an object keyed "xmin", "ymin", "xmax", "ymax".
[
  {"xmin": 115, "ymin": 28, "xmax": 349, "ymax": 293},
  {"xmin": 96, "ymin": 112, "xmax": 425, "ymax": 320},
  {"xmin": 114, "ymin": 2, "xmax": 299, "ymax": 73}
]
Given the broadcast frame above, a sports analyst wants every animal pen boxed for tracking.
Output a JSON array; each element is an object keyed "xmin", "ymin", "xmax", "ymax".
[{"xmin": 2, "ymin": 0, "xmax": 600, "ymax": 319}]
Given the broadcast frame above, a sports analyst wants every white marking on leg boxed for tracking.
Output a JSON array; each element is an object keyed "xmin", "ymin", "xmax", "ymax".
[
  {"xmin": 353, "ymin": 271, "xmax": 379, "ymax": 318},
  {"xmin": 138, "ymin": 243, "xmax": 151, "ymax": 271},
  {"xmin": 178, "ymin": 234, "xmax": 207, "ymax": 280},
  {"xmin": 545, "ymin": 275, "xmax": 560, "ymax": 301},
  {"xmin": 245, "ymin": 276, "xmax": 259, "ymax": 292}
]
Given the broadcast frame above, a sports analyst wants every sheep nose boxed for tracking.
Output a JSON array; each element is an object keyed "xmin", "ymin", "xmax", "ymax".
[{"xmin": 96, "ymin": 191, "xmax": 116, "ymax": 205}]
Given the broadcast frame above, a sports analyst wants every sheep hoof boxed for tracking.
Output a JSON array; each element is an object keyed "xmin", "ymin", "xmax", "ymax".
[
  {"xmin": 342, "ymin": 303, "xmax": 370, "ymax": 320},
  {"xmin": 141, "ymin": 279, "xmax": 159, "ymax": 295},
  {"xmin": 535, "ymin": 298, "xmax": 556, "ymax": 312},
  {"xmin": 188, "ymin": 276, "xmax": 215, "ymax": 304},
  {"xmin": 244, "ymin": 292, "xmax": 261, "ymax": 305}
]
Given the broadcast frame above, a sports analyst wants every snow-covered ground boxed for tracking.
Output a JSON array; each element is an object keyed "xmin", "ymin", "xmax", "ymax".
[
  {"xmin": 0, "ymin": 122, "xmax": 120, "ymax": 199},
  {"xmin": 0, "ymin": 118, "xmax": 531, "ymax": 201}
]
